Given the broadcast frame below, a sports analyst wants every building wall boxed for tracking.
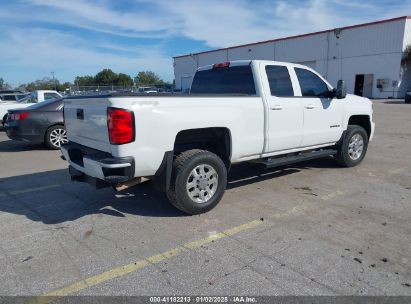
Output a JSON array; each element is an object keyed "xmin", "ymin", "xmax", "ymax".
[
  {"xmin": 174, "ymin": 18, "xmax": 408, "ymax": 98},
  {"xmin": 399, "ymin": 19, "xmax": 411, "ymax": 96}
]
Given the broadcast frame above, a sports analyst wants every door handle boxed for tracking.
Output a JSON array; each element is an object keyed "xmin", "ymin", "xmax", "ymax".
[
  {"xmin": 305, "ymin": 104, "xmax": 315, "ymax": 109},
  {"xmin": 270, "ymin": 105, "xmax": 283, "ymax": 110}
]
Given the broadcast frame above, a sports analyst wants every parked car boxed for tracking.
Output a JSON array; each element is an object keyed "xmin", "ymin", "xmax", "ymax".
[
  {"xmin": 0, "ymin": 90, "xmax": 62, "ymax": 126},
  {"xmin": 137, "ymin": 87, "xmax": 158, "ymax": 93},
  {"xmin": 405, "ymin": 90, "xmax": 411, "ymax": 103},
  {"xmin": 0, "ymin": 90, "xmax": 24, "ymax": 94},
  {"xmin": 30, "ymin": 90, "xmax": 62, "ymax": 103},
  {"xmin": 0, "ymin": 93, "xmax": 28, "ymax": 102},
  {"xmin": 5, "ymin": 98, "xmax": 67, "ymax": 149},
  {"xmin": 62, "ymin": 60, "xmax": 375, "ymax": 214}
]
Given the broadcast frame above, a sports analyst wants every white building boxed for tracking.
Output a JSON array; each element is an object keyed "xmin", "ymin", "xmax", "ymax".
[{"xmin": 173, "ymin": 16, "xmax": 411, "ymax": 99}]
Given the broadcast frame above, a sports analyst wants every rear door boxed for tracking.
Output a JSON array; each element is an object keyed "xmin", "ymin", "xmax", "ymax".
[
  {"xmin": 293, "ymin": 67, "xmax": 343, "ymax": 147},
  {"xmin": 262, "ymin": 64, "xmax": 304, "ymax": 152},
  {"xmin": 64, "ymin": 97, "xmax": 112, "ymax": 152}
]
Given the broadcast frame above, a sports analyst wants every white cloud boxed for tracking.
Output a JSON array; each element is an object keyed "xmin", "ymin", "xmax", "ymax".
[
  {"xmin": 1, "ymin": 0, "xmax": 411, "ymax": 85},
  {"xmin": 0, "ymin": 28, "xmax": 173, "ymax": 85}
]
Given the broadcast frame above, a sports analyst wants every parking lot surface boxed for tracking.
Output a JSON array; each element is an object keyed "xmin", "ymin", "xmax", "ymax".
[{"xmin": 0, "ymin": 99, "xmax": 410, "ymax": 297}]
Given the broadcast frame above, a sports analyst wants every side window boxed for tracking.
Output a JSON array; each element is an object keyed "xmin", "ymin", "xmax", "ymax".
[
  {"xmin": 44, "ymin": 93, "xmax": 60, "ymax": 100},
  {"xmin": 265, "ymin": 65, "xmax": 294, "ymax": 97},
  {"xmin": 295, "ymin": 68, "xmax": 329, "ymax": 97},
  {"xmin": 2, "ymin": 95, "xmax": 17, "ymax": 101}
]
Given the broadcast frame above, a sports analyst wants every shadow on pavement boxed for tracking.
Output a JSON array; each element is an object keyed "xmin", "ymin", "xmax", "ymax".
[
  {"xmin": 383, "ymin": 100, "xmax": 408, "ymax": 105},
  {"xmin": 0, "ymin": 156, "xmax": 340, "ymax": 223},
  {"xmin": 0, "ymin": 138, "xmax": 47, "ymax": 152}
]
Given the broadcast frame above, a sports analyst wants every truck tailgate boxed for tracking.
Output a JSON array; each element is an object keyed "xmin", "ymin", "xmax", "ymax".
[{"xmin": 64, "ymin": 97, "xmax": 112, "ymax": 153}]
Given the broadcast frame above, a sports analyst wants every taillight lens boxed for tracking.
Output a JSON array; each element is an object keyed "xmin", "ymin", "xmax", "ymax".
[
  {"xmin": 10, "ymin": 112, "xmax": 29, "ymax": 120},
  {"xmin": 107, "ymin": 107, "xmax": 134, "ymax": 145},
  {"xmin": 213, "ymin": 61, "xmax": 230, "ymax": 69}
]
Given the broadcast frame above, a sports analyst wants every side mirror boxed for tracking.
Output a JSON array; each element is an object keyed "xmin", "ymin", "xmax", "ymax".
[{"xmin": 335, "ymin": 80, "xmax": 347, "ymax": 99}]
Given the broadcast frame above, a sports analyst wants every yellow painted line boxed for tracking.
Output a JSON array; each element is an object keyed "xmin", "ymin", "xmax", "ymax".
[
  {"xmin": 389, "ymin": 166, "xmax": 409, "ymax": 175},
  {"xmin": 30, "ymin": 219, "xmax": 265, "ymax": 304},
  {"xmin": 321, "ymin": 190, "xmax": 344, "ymax": 201},
  {"xmin": 8, "ymin": 184, "xmax": 62, "ymax": 195},
  {"xmin": 31, "ymin": 206, "xmax": 310, "ymax": 304}
]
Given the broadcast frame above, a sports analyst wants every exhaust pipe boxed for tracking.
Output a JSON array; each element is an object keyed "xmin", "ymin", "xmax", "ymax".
[{"xmin": 114, "ymin": 177, "xmax": 150, "ymax": 191}]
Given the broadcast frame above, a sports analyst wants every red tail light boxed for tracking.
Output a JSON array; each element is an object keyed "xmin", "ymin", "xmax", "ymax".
[
  {"xmin": 10, "ymin": 112, "xmax": 29, "ymax": 120},
  {"xmin": 213, "ymin": 61, "xmax": 230, "ymax": 69},
  {"xmin": 107, "ymin": 107, "xmax": 134, "ymax": 145}
]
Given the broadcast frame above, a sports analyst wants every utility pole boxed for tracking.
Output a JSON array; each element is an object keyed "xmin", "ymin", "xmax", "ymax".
[{"xmin": 51, "ymin": 71, "xmax": 56, "ymax": 91}]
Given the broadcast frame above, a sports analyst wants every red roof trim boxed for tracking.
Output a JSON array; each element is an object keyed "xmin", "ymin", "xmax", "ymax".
[{"xmin": 174, "ymin": 16, "xmax": 410, "ymax": 59}]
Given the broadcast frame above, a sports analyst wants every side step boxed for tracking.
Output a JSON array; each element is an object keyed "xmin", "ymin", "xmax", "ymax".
[{"xmin": 258, "ymin": 149, "xmax": 338, "ymax": 169}]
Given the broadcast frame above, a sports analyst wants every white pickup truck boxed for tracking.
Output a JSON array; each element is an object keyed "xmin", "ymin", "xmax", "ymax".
[
  {"xmin": 0, "ymin": 90, "xmax": 62, "ymax": 126},
  {"xmin": 62, "ymin": 60, "xmax": 375, "ymax": 214}
]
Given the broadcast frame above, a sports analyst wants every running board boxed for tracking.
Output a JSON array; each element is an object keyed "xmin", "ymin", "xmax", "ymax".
[{"xmin": 257, "ymin": 149, "xmax": 338, "ymax": 168}]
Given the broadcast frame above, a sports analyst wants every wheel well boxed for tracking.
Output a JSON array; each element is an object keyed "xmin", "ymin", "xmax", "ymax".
[
  {"xmin": 173, "ymin": 128, "xmax": 231, "ymax": 167},
  {"xmin": 44, "ymin": 123, "xmax": 65, "ymax": 140},
  {"xmin": 348, "ymin": 115, "xmax": 371, "ymax": 138}
]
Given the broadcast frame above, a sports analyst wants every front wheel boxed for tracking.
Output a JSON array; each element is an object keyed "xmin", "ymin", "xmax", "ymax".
[
  {"xmin": 166, "ymin": 149, "xmax": 227, "ymax": 215},
  {"xmin": 334, "ymin": 125, "xmax": 369, "ymax": 167},
  {"xmin": 45, "ymin": 125, "xmax": 68, "ymax": 150}
]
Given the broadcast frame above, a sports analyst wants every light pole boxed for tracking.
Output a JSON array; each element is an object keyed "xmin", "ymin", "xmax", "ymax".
[{"xmin": 51, "ymin": 71, "xmax": 56, "ymax": 91}]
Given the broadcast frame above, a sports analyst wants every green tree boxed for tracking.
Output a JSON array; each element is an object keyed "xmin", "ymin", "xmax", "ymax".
[
  {"xmin": 116, "ymin": 73, "xmax": 134, "ymax": 87},
  {"xmin": 95, "ymin": 69, "xmax": 117, "ymax": 85},
  {"xmin": 24, "ymin": 77, "xmax": 58, "ymax": 91},
  {"xmin": 74, "ymin": 75, "xmax": 95, "ymax": 87},
  {"xmin": 134, "ymin": 71, "xmax": 163, "ymax": 85},
  {"xmin": 0, "ymin": 77, "xmax": 11, "ymax": 90}
]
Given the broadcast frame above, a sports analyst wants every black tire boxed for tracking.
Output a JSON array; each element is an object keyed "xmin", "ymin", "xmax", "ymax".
[
  {"xmin": 45, "ymin": 125, "xmax": 68, "ymax": 150},
  {"xmin": 405, "ymin": 98, "xmax": 411, "ymax": 104},
  {"xmin": 1, "ymin": 114, "xmax": 7, "ymax": 127},
  {"xmin": 166, "ymin": 149, "xmax": 227, "ymax": 215},
  {"xmin": 334, "ymin": 125, "xmax": 369, "ymax": 167}
]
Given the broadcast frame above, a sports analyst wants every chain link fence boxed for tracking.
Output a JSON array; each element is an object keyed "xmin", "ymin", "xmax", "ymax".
[{"xmin": 67, "ymin": 84, "xmax": 176, "ymax": 96}]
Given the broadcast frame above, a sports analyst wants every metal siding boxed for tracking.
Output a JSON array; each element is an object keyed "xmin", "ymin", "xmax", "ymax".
[
  {"xmin": 274, "ymin": 33, "xmax": 328, "ymax": 63},
  {"xmin": 228, "ymin": 42, "xmax": 274, "ymax": 61},
  {"xmin": 173, "ymin": 18, "xmax": 408, "ymax": 98},
  {"xmin": 198, "ymin": 50, "xmax": 227, "ymax": 66},
  {"xmin": 327, "ymin": 53, "xmax": 402, "ymax": 98},
  {"xmin": 403, "ymin": 19, "xmax": 411, "ymax": 49},
  {"xmin": 328, "ymin": 19, "xmax": 405, "ymax": 58},
  {"xmin": 174, "ymin": 56, "xmax": 198, "ymax": 90}
]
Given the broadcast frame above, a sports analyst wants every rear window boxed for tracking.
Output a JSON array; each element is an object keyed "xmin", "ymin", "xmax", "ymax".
[{"xmin": 190, "ymin": 65, "xmax": 256, "ymax": 95}]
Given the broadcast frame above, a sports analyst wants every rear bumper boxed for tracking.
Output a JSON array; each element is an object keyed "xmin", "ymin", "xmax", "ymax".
[
  {"xmin": 5, "ymin": 125, "xmax": 44, "ymax": 143},
  {"xmin": 61, "ymin": 142, "xmax": 135, "ymax": 186}
]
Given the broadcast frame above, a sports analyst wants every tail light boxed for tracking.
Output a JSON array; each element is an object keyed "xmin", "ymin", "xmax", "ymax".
[
  {"xmin": 107, "ymin": 107, "xmax": 134, "ymax": 145},
  {"xmin": 10, "ymin": 112, "xmax": 29, "ymax": 120},
  {"xmin": 213, "ymin": 62, "xmax": 230, "ymax": 69}
]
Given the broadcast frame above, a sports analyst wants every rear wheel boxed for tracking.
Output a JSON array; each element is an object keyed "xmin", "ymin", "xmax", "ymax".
[
  {"xmin": 334, "ymin": 125, "xmax": 368, "ymax": 167},
  {"xmin": 45, "ymin": 125, "xmax": 68, "ymax": 150},
  {"xmin": 166, "ymin": 149, "xmax": 227, "ymax": 215}
]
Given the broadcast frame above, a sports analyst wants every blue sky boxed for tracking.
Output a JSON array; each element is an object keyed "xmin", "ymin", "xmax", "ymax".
[{"xmin": 0, "ymin": 0, "xmax": 410, "ymax": 86}]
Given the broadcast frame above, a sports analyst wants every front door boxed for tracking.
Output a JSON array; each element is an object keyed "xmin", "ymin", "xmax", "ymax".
[
  {"xmin": 294, "ymin": 67, "xmax": 344, "ymax": 147},
  {"xmin": 264, "ymin": 65, "xmax": 304, "ymax": 152},
  {"xmin": 355, "ymin": 74, "xmax": 365, "ymax": 96}
]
